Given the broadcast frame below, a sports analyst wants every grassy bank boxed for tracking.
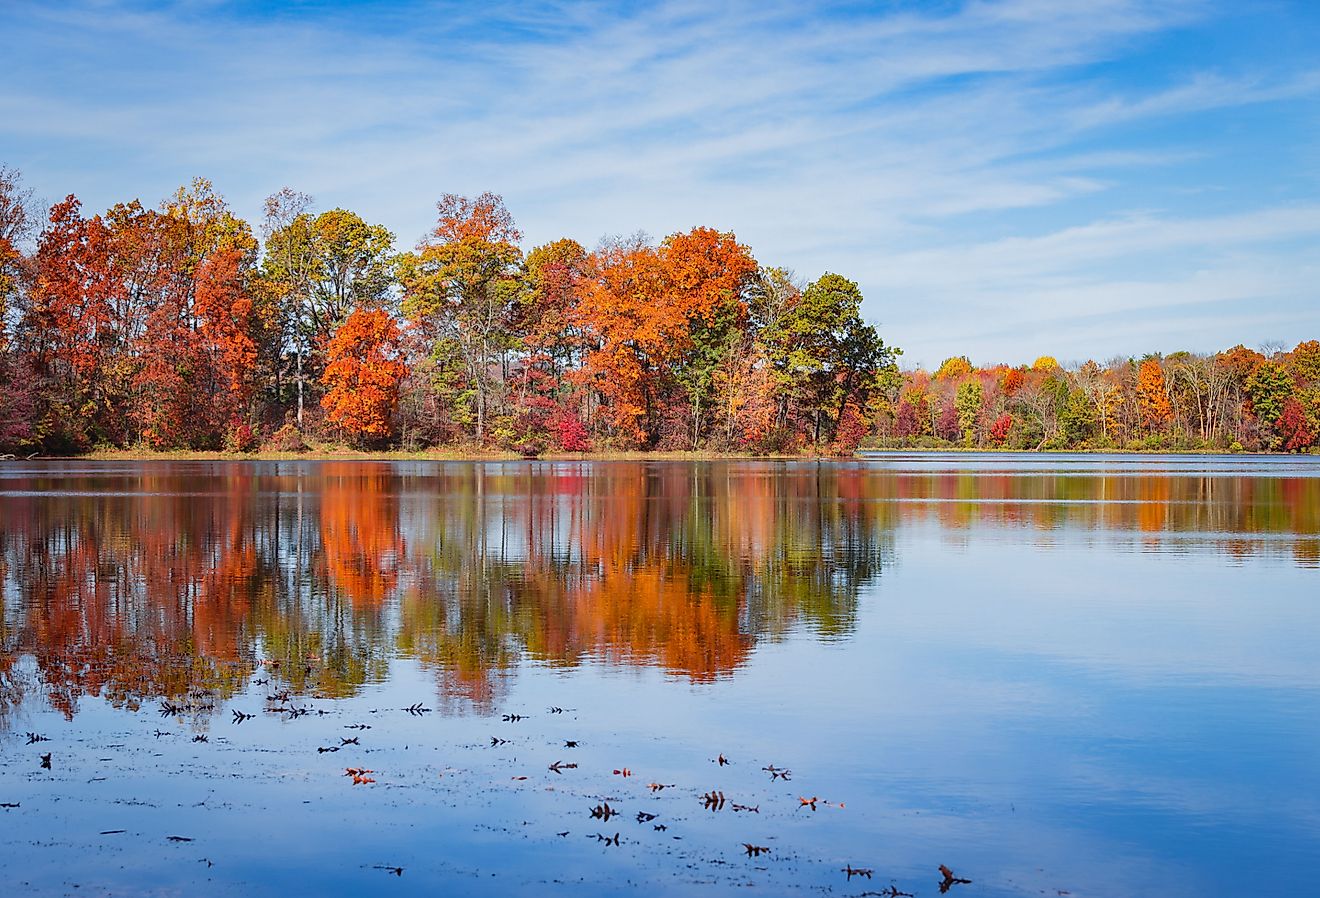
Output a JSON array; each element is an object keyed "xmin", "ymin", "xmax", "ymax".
[{"xmin": 69, "ymin": 445, "xmax": 809, "ymax": 462}]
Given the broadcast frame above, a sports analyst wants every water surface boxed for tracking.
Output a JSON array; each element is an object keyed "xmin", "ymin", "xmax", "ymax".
[{"xmin": 1, "ymin": 455, "xmax": 1316, "ymax": 896}]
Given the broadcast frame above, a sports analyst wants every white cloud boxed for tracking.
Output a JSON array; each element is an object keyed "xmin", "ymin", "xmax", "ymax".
[{"xmin": 1, "ymin": 0, "xmax": 1317, "ymax": 361}]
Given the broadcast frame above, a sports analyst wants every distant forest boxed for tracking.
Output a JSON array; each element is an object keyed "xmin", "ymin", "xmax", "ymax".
[
  {"xmin": 0, "ymin": 167, "xmax": 1315, "ymax": 455},
  {"xmin": 876, "ymin": 348, "xmax": 1319, "ymax": 453}
]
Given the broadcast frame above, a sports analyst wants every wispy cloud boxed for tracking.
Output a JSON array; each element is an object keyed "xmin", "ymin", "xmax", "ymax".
[{"xmin": 1, "ymin": 0, "xmax": 1317, "ymax": 362}]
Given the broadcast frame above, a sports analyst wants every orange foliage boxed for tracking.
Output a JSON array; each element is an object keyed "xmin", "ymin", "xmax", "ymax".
[
  {"xmin": 195, "ymin": 249, "xmax": 261, "ymax": 404},
  {"xmin": 321, "ymin": 307, "xmax": 407, "ymax": 443},
  {"xmin": 1137, "ymin": 359, "xmax": 1172, "ymax": 428},
  {"xmin": 577, "ymin": 228, "xmax": 755, "ymax": 446},
  {"xmin": 1217, "ymin": 344, "xmax": 1265, "ymax": 382},
  {"xmin": 661, "ymin": 227, "xmax": 757, "ymax": 326},
  {"xmin": 429, "ymin": 192, "xmax": 521, "ymax": 244},
  {"xmin": 319, "ymin": 464, "xmax": 403, "ymax": 607}
]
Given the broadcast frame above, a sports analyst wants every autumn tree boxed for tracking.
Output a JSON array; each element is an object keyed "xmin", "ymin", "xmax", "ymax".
[
  {"xmin": 1276, "ymin": 399, "xmax": 1315, "ymax": 451},
  {"xmin": 23, "ymin": 196, "xmax": 119, "ymax": 447},
  {"xmin": 1287, "ymin": 340, "xmax": 1320, "ymax": 384},
  {"xmin": 510, "ymin": 237, "xmax": 590, "ymax": 448},
  {"xmin": 1136, "ymin": 358, "xmax": 1172, "ymax": 430},
  {"xmin": 195, "ymin": 249, "xmax": 266, "ymax": 439},
  {"xmin": 936, "ymin": 356, "xmax": 972, "ymax": 380},
  {"xmin": 520, "ymin": 237, "xmax": 589, "ymax": 383},
  {"xmin": 662, "ymin": 227, "xmax": 757, "ymax": 447},
  {"xmin": 728, "ymin": 266, "xmax": 802, "ymax": 448},
  {"xmin": 398, "ymin": 192, "xmax": 522, "ymax": 443},
  {"xmin": 1000, "ymin": 367, "xmax": 1025, "ymax": 396},
  {"xmin": 0, "ymin": 172, "xmax": 40, "ymax": 453},
  {"xmin": 130, "ymin": 180, "xmax": 260, "ymax": 448},
  {"xmin": 259, "ymin": 194, "xmax": 395, "ymax": 428},
  {"xmin": 573, "ymin": 228, "xmax": 756, "ymax": 448},
  {"xmin": 321, "ymin": 307, "xmax": 407, "ymax": 445},
  {"xmin": 575, "ymin": 236, "xmax": 675, "ymax": 446}
]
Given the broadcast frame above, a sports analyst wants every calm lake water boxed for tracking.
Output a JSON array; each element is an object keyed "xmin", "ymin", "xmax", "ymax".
[{"xmin": 0, "ymin": 455, "xmax": 1317, "ymax": 896}]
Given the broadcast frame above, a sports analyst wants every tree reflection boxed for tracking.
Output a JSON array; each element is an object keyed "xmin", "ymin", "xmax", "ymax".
[{"xmin": 2, "ymin": 459, "xmax": 1315, "ymax": 722}]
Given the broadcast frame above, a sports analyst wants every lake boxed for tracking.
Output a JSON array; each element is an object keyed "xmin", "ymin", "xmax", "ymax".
[{"xmin": 0, "ymin": 455, "xmax": 1316, "ymax": 896}]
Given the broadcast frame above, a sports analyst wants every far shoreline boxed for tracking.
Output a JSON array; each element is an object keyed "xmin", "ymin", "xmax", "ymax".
[{"xmin": 4, "ymin": 446, "xmax": 1316, "ymax": 462}]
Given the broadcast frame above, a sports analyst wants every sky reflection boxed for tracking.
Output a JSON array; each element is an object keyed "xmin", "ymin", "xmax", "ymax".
[{"xmin": 0, "ymin": 457, "xmax": 1316, "ymax": 896}]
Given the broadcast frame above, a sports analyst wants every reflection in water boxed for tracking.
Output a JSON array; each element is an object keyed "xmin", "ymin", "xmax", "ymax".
[
  {"xmin": 0, "ymin": 461, "xmax": 900, "ymax": 719},
  {"xmin": 1, "ymin": 457, "xmax": 1317, "ymax": 722},
  {"xmin": 1, "ymin": 456, "xmax": 1318, "ymax": 898}
]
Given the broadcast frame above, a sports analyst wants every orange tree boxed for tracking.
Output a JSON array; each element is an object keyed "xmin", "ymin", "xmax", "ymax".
[{"xmin": 321, "ymin": 307, "xmax": 407, "ymax": 445}]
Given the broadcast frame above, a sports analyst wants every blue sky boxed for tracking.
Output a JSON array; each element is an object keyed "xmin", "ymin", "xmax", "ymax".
[{"xmin": 2, "ymin": 0, "xmax": 1318, "ymax": 367}]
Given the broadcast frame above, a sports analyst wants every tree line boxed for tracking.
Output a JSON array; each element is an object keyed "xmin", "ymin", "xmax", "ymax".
[
  {"xmin": 0, "ymin": 167, "xmax": 896, "ymax": 455},
  {"xmin": 874, "ymin": 347, "xmax": 1320, "ymax": 452},
  {"xmin": 2, "ymin": 165, "xmax": 1315, "ymax": 456}
]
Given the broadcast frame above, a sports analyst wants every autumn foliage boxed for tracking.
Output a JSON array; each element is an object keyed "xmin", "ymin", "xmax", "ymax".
[
  {"xmin": 875, "ymin": 346, "xmax": 1320, "ymax": 452},
  {"xmin": 0, "ymin": 165, "xmax": 1315, "ymax": 456},
  {"xmin": 321, "ymin": 307, "xmax": 406, "ymax": 444}
]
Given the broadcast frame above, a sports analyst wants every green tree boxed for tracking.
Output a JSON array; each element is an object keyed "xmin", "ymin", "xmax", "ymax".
[
  {"xmin": 1245, "ymin": 360, "xmax": 1292, "ymax": 426},
  {"xmin": 773, "ymin": 272, "xmax": 897, "ymax": 443},
  {"xmin": 1060, "ymin": 388, "xmax": 1097, "ymax": 444},
  {"xmin": 954, "ymin": 379, "xmax": 983, "ymax": 445}
]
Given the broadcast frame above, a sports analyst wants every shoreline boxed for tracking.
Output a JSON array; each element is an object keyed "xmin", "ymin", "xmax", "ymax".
[{"xmin": 4, "ymin": 445, "xmax": 1315, "ymax": 462}]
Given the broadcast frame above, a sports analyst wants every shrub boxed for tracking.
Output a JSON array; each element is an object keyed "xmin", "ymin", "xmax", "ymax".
[
  {"xmin": 225, "ymin": 422, "xmax": 259, "ymax": 453},
  {"xmin": 265, "ymin": 423, "xmax": 309, "ymax": 453}
]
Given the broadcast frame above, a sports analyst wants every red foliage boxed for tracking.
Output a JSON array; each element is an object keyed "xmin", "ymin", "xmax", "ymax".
[
  {"xmin": 1278, "ymin": 398, "xmax": 1315, "ymax": 452},
  {"xmin": 550, "ymin": 410, "xmax": 591, "ymax": 452},
  {"xmin": 830, "ymin": 401, "xmax": 869, "ymax": 455},
  {"xmin": 0, "ymin": 354, "xmax": 41, "ymax": 450},
  {"xmin": 894, "ymin": 400, "xmax": 921, "ymax": 438},
  {"xmin": 989, "ymin": 413, "xmax": 1012, "ymax": 446},
  {"xmin": 225, "ymin": 421, "xmax": 259, "ymax": 453},
  {"xmin": 936, "ymin": 401, "xmax": 959, "ymax": 440},
  {"xmin": 195, "ymin": 249, "xmax": 261, "ymax": 406}
]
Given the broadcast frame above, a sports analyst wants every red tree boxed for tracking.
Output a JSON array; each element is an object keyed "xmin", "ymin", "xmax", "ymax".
[
  {"xmin": 550, "ymin": 410, "xmax": 591, "ymax": 452},
  {"xmin": 1278, "ymin": 398, "xmax": 1315, "ymax": 452}
]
